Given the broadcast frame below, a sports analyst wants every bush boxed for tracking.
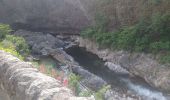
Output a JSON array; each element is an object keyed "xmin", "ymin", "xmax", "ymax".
[
  {"xmin": 5, "ymin": 35, "xmax": 30, "ymax": 56},
  {"xmin": 81, "ymin": 28, "xmax": 96, "ymax": 38},
  {"xmin": 81, "ymin": 13, "xmax": 170, "ymax": 64},
  {"xmin": 0, "ymin": 23, "xmax": 29, "ymax": 59},
  {"xmin": 160, "ymin": 54, "xmax": 170, "ymax": 64},
  {"xmin": 0, "ymin": 44, "xmax": 24, "ymax": 60},
  {"xmin": 0, "ymin": 24, "xmax": 11, "ymax": 41},
  {"xmin": 68, "ymin": 73, "xmax": 81, "ymax": 95},
  {"xmin": 116, "ymin": 27, "xmax": 136, "ymax": 50},
  {"xmin": 150, "ymin": 41, "xmax": 170, "ymax": 53},
  {"xmin": 94, "ymin": 85, "xmax": 111, "ymax": 100},
  {"xmin": 79, "ymin": 90, "xmax": 93, "ymax": 97}
]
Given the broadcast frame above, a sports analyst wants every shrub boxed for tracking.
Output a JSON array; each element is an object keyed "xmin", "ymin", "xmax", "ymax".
[
  {"xmin": 150, "ymin": 41, "xmax": 170, "ymax": 53},
  {"xmin": 0, "ymin": 44, "xmax": 24, "ymax": 60},
  {"xmin": 1, "ymin": 39, "xmax": 15, "ymax": 49},
  {"xmin": 68, "ymin": 73, "xmax": 81, "ymax": 95},
  {"xmin": 94, "ymin": 85, "xmax": 111, "ymax": 100},
  {"xmin": 79, "ymin": 90, "xmax": 93, "ymax": 97},
  {"xmin": 160, "ymin": 54, "xmax": 170, "ymax": 64},
  {"xmin": 0, "ymin": 23, "xmax": 30, "ymax": 60},
  {"xmin": 0, "ymin": 24, "xmax": 11, "ymax": 41},
  {"xmin": 116, "ymin": 27, "xmax": 136, "ymax": 50},
  {"xmin": 81, "ymin": 13, "xmax": 170, "ymax": 64},
  {"xmin": 5, "ymin": 35, "xmax": 30, "ymax": 56},
  {"xmin": 81, "ymin": 28, "xmax": 96, "ymax": 38}
]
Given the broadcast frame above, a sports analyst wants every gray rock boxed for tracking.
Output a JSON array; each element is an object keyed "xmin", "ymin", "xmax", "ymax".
[
  {"xmin": 72, "ymin": 65, "xmax": 107, "ymax": 91},
  {"xmin": 104, "ymin": 62, "xmax": 129, "ymax": 74},
  {"xmin": 78, "ymin": 37, "xmax": 170, "ymax": 93},
  {"xmin": 14, "ymin": 30, "xmax": 65, "ymax": 56},
  {"xmin": 0, "ymin": 50, "xmax": 94, "ymax": 100},
  {"xmin": 0, "ymin": 0, "xmax": 90, "ymax": 34}
]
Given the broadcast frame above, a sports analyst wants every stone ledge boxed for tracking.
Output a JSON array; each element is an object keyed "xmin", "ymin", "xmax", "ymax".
[{"xmin": 0, "ymin": 50, "xmax": 94, "ymax": 100}]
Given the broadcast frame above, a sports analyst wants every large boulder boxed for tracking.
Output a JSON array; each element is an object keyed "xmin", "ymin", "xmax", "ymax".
[
  {"xmin": 14, "ymin": 30, "xmax": 65, "ymax": 56},
  {"xmin": 0, "ymin": 0, "xmax": 90, "ymax": 34},
  {"xmin": 120, "ymin": 54, "xmax": 170, "ymax": 92}
]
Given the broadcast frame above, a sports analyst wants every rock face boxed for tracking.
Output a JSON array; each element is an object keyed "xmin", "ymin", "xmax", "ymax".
[
  {"xmin": 72, "ymin": 65, "xmax": 107, "ymax": 91},
  {"xmin": 78, "ymin": 37, "xmax": 170, "ymax": 92},
  {"xmin": 12, "ymin": 30, "xmax": 142, "ymax": 99},
  {"xmin": 14, "ymin": 30, "xmax": 65, "ymax": 56},
  {"xmin": 0, "ymin": 50, "xmax": 94, "ymax": 100},
  {"xmin": 0, "ymin": 0, "xmax": 90, "ymax": 33}
]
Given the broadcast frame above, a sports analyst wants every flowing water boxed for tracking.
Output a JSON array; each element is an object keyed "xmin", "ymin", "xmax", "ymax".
[{"xmin": 65, "ymin": 46, "xmax": 169, "ymax": 100}]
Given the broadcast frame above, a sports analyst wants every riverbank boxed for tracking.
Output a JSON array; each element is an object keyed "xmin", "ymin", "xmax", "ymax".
[
  {"xmin": 77, "ymin": 37, "xmax": 170, "ymax": 94},
  {"xmin": 12, "ymin": 29, "xmax": 170, "ymax": 100}
]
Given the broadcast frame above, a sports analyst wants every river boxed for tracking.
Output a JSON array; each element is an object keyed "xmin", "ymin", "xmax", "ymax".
[{"xmin": 65, "ymin": 46, "xmax": 169, "ymax": 100}]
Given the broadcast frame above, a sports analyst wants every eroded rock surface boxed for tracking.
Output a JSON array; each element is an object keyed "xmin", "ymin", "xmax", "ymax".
[
  {"xmin": 0, "ymin": 50, "xmax": 94, "ymax": 100},
  {"xmin": 14, "ymin": 30, "xmax": 64, "ymax": 55},
  {"xmin": 0, "ymin": 0, "xmax": 90, "ymax": 34},
  {"xmin": 78, "ymin": 37, "xmax": 170, "ymax": 93}
]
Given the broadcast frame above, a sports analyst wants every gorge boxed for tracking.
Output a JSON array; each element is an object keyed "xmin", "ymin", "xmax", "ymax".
[{"xmin": 0, "ymin": 0, "xmax": 170, "ymax": 100}]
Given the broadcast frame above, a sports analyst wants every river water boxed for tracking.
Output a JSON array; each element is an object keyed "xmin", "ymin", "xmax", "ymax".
[{"xmin": 65, "ymin": 46, "xmax": 169, "ymax": 100}]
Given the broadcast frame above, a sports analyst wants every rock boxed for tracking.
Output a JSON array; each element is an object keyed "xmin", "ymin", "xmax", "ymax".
[
  {"xmin": 0, "ymin": 50, "xmax": 94, "ymax": 100},
  {"xmin": 104, "ymin": 89, "xmax": 140, "ymax": 100},
  {"xmin": 14, "ymin": 30, "xmax": 65, "ymax": 56},
  {"xmin": 0, "ymin": 0, "xmax": 90, "ymax": 34},
  {"xmin": 120, "ymin": 54, "xmax": 170, "ymax": 92},
  {"xmin": 72, "ymin": 65, "xmax": 107, "ymax": 91},
  {"xmin": 104, "ymin": 62, "xmax": 129, "ymax": 74},
  {"xmin": 77, "ymin": 37, "xmax": 170, "ymax": 93}
]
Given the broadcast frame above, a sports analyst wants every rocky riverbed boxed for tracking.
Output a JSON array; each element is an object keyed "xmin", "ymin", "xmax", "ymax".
[
  {"xmin": 13, "ymin": 30, "xmax": 170, "ymax": 100},
  {"xmin": 77, "ymin": 37, "xmax": 170, "ymax": 94}
]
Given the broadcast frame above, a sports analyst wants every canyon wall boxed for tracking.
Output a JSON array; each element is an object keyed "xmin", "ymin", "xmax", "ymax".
[
  {"xmin": 0, "ymin": 0, "xmax": 169, "ymax": 33},
  {"xmin": 0, "ymin": 0, "xmax": 90, "ymax": 33},
  {"xmin": 79, "ymin": 0, "xmax": 170, "ymax": 31},
  {"xmin": 0, "ymin": 50, "xmax": 94, "ymax": 100}
]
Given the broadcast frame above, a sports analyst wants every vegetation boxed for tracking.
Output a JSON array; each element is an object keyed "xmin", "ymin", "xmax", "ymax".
[
  {"xmin": 81, "ymin": 13, "xmax": 170, "ymax": 64},
  {"xmin": 78, "ymin": 85, "xmax": 111, "ymax": 100},
  {"xmin": 0, "ymin": 24, "xmax": 11, "ymax": 41},
  {"xmin": 94, "ymin": 85, "xmax": 111, "ymax": 100},
  {"xmin": 0, "ymin": 23, "xmax": 29, "ymax": 59},
  {"xmin": 68, "ymin": 73, "xmax": 81, "ymax": 95}
]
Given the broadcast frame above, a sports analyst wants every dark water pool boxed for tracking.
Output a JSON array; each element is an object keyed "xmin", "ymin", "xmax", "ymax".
[{"xmin": 65, "ymin": 46, "xmax": 169, "ymax": 100}]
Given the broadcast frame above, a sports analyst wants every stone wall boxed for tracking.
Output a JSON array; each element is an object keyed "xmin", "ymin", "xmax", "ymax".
[{"xmin": 0, "ymin": 50, "xmax": 94, "ymax": 100}]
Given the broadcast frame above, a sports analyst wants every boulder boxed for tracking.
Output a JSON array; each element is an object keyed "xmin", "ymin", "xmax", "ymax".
[
  {"xmin": 14, "ymin": 30, "xmax": 65, "ymax": 56},
  {"xmin": 0, "ymin": 0, "xmax": 90, "ymax": 34},
  {"xmin": 120, "ymin": 54, "xmax": 170, "ymax": 92}
]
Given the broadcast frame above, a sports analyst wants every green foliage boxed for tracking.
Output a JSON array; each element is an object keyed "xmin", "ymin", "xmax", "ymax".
[
  {"xmin": 4, "ymin": 35, "xmax": 30, "ymax": 56},
  {"xmin": 150, "ymin": 41, "xmax": 170, "ymax": 53},
  {"xmin": 81, "ymin": 13, "xmax": 170, "ymax": 64},
  {"xmin": 0, "ymin": 43, "xmax": 24, "ymax": 60},
  {"xmin": 160, "ymin": 53, "xmax": 170, "ymax": 64},
  {"xmin": 69, "ymin": 73, "xmax": 81, "ymax": 95},
  {"xmin": 94, "ymin": 85, "xmax": 111, "ymax": 100},
  {"xmin": 81, "ymin": 28, "xmax": 97, "ymax": 38},
  {"xmin": 79, "ymin": 90, "xmax": 93, "ymax": 97},
  {"xmin": 0, "ymin": 23, "xmax": 29, "ymax": 60},
  {"xmin": 69, "ymin": 73, "xmax": 80, "ymax": 87},
  {"xmin": 0, "ymin": 24, "xmax": 11, "ymax": 41}
]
